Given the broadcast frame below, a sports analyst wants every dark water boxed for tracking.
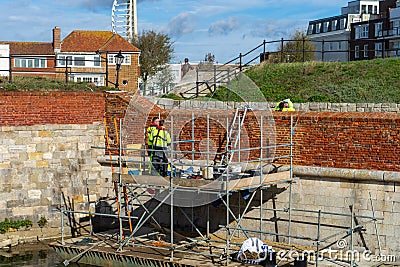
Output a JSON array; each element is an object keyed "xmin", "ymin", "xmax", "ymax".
[{"xmin": 0, "ymin": 243, "xmax": 95, "ymax": 267}]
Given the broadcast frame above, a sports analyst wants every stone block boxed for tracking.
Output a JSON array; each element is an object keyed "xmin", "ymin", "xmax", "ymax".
[
  {"xmin": 26, "ymin": 144, "xmax": 36, "ymax": 153},
  {"xmin": 28, "ymin": 190, "xmax": 41, "ymax": 199},
  {"xmin": 36, "ymin": 161, "xmax": 49, "ymax": 168},
  {"xmin": 28, "ymin": 152, "xmax": 43, "ymax": 160},
  {"xmin": 13, "ymin": 207, "xmax": 34, "ymax": 217},
  {"xmin": 8, "ymin": 145, "xmax": 27, "ymax": 153},
  {"xmin": 38, "ymin": 130, "xmax": 51, "ymax": 137},
  {"xmin": 36, "ymin": 143, "xmax": 49, "ymax": 153}
]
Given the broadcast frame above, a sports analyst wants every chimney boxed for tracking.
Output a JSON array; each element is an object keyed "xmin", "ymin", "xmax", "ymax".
[{"xmin": 53, "ymin": 26, "xmax": 61, "ymax": 53}]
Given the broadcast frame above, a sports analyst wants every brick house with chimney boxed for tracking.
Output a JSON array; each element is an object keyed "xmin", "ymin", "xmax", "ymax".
[{"xmin": 0, "ymin": 27, "xmax": 141, "ymax": 92}]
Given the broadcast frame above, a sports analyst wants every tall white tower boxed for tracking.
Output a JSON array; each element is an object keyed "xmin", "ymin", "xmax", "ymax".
[{"xmin": 112, "ymin": 0, "xmax": 138, "ymax": 42}]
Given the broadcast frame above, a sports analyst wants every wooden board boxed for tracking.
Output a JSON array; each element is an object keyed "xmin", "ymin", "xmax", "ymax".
[{"xmin": 112, "ymin": 171, "xmax": 291, "ymax": 191}]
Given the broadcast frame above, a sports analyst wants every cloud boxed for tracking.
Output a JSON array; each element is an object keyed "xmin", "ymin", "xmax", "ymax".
[
  {"xmin": 163, "ymin": 12, "xmax": 195, "ymax": 37},
  {"xmin": 208, "ymin": 17, "xmax": 239, "ymax": 36}
]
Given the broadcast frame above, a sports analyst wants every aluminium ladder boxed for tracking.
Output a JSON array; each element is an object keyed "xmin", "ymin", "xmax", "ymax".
[{"xmin": 219, "ymin": 106, "xmax": 250, "ymax": 167}]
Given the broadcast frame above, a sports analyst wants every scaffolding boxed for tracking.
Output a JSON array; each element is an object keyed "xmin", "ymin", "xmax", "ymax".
[
  {"xmin": 54, "ymin": 73, "xmax": 385, "ymax": 266},
  {"xmin": 54, "ymin": 107, "xmax": 385, "ymax": 267}
]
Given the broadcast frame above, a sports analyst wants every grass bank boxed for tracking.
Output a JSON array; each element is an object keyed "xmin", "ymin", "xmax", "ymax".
[{"xmin": 244, "ymin": 58, "xmax": 400, "ymax": 103}]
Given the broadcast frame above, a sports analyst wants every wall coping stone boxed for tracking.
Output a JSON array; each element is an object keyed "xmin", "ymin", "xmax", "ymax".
[{"xmin": 293, "ymin": 166, "xmax": 399, "ymax": 183}]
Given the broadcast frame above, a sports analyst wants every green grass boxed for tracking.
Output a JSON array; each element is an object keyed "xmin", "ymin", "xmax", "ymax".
[
  {"xmin": 0, "ymin": 76, "xmax": 117, "ymax": 92},
  {"xmin": 163, "ymin": 58, "xmax": 400, "ymax": 103},
  {"xmin": 244, "ymin": 58, "xmax": 400, "ymax": 103}
]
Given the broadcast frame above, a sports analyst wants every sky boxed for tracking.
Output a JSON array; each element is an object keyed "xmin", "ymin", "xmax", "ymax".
[{"xmin": 0, "ymin": 0, "xmax": 350, "ymax": 63}]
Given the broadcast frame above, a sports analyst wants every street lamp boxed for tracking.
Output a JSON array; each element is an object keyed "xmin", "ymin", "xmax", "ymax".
[{"xmin": 114, "ymin": 50, "xmax": 125, "ymax": 88}]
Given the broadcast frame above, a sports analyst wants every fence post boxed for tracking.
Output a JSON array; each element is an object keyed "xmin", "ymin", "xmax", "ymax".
[
  {"xmin": 321, "ymin": 40, "xmax": 325, "ymax": 62},
  {"xmin": 65, "ymin": 63, "xmax": 68, "ymax": 84},
  {"xmin": 263, "ymin": 40, "xmax": 266, "ymax": 62},
  {"xmin": 8, "ymin": 56, "xmax": 12, "ymax": 83},
  {"xmin": 302, "ymin": 37, "xmax": 306, "ymax": 62},
  {"xmin": 281, "ymin": 38, "xmax": 284, "ymax": 63},
  {"xmin": 239, "ymin": 53, "xmax": 243, "ymax": 71},
  {"xmin": 105, "ymin": 52, "xmax": 109, "ymax": 87}
]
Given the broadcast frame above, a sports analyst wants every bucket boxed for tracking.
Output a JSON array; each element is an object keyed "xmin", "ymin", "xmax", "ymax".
[{"xmin": 202, "ymin": 167, "xmax": 214, "ymax": 179}]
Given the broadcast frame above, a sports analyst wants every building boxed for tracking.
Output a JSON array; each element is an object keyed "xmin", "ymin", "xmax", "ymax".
[
  {"xmin": 308, "ymin": 0, "xmax": 382, "ymax": 61},
  {"xmin": 349, "ymin": 0, "xmax": 398, "ymax": 60},
  {"xmin": 0, "ymin": 27, "xmax": 141, "ymax": 92},
  {"xmin": 389, "ymin": 1, "xmax": 400, "ymax": 57}
]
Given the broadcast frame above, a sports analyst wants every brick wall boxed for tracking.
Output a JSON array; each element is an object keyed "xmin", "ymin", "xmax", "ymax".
[
  {"xmin": 106, "ymin": 95, "xmax": 400, "ymax": 172},
  {"xmin": 0, "ymin": 91, "xmax": 105, "ymax": 126}
]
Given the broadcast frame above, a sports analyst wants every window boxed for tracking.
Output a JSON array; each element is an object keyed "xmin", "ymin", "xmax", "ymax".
[
  {"xmin": 323, "ymin": 21, "xmax": 329, "ymax": 32},
  {"xmin": 308, "ymin": 25, "xmax": 314, "ymax": 34},
  {"xmin": 375, "ymin": 43, "xmax": 382, "ymax": 57},
  {"xmin": 329, "ymin": 42, "xmax": 335, "ymax": 51},
  {"xmin": 57, "ymin": 55, "xmax": 99, "ymax": 67},
  {"xmin": 361, "ymin": 5, "xmax": 367, "ymax": 14},
  {"xmin": 316, "ymin": 23, "xmax": 321, "ymax": 33},
  {"xmin": 94, "ymin": 56, "xmax": 100, "ymax": 67},
  {"xmin": 356, "ymin": 25, "xmax": 369, "ymax": 39},
  {"xmin": 355, "ymin": 27, "xmax": 360, "ymax": 39},
  {"xmin": 331, "ymin": 20, "xmax": 337, "ymax": 31},
  {"xmin": 340, "ymin": 18, "xmax": 347, "ymax": 30},
  {"xmin": 74, "ymin": 75, "xmax": 104, "ymax": 86},
  {"xmin": 338, "ymin": 41, "xmax": 342, "ymax": 50},
  {"xmin": 375, "ymin": 23, "xmax": 382, "ymax": 37},
  {"xmin": 364, "ymin": 44, "xmax": 368, "ymax": 57},
  {"xmin": 74, "ymin": 56, "xmax": 85, "ymax": 66},
  {"xmin": 14, "ymin": 58, "xmax": 47, "ymax": 68},
  {"xmin": 108, "ymin": 53, "xmax": 131, "ymax": 65},
  {"xmin": 393, "ymin": 41, "xmax": 400, "ymax": 57},
  {"xmin": 355, "ymin": 46, "xmax": 360, "ymax": 58},
  {"xmin": 394, "ymin": 20, "xmax": 400, "ymax": 35}
]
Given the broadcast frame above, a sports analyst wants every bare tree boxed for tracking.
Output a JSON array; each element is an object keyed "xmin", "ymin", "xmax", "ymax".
[
  {"xmin": 270, "ymin": 30, "xmax": 316, "ymax": 63},
  {"xmin": 132, "ymin": 30, "xmax": 174, "ymax": 95}
]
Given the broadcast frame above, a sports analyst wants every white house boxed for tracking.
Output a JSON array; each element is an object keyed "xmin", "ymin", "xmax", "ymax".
[{"xmin": 307, "ymin": 0, "xmax": 381, "ymax": 61}]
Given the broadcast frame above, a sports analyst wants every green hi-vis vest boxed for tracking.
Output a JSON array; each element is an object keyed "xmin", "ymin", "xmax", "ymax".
[{"xmin": 152, "ymin": 128, "xmax": 171, "ymax": 148}]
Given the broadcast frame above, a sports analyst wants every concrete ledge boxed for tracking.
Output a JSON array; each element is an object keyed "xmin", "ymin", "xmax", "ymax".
[{"xmin": 293, "ymin": 166, "xmax": 399, "ymax": 183}]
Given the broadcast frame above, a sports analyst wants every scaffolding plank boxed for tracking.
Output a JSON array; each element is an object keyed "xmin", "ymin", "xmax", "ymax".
[{"xmin": 112, "ymin": 171, "xmax": 291, "ymax": 191}]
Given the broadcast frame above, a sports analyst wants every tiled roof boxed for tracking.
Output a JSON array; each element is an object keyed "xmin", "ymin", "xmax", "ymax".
[
  {"xmin": 0, "ymin": 42, "xmax": 54, "ymax": 55},
  {"xmin": 61, "ymin": 31, "xmax": 140, "ymax": 53}
]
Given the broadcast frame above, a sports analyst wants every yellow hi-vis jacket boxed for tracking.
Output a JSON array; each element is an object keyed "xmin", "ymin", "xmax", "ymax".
[
  {"xmin": 274, "ymin": 100, "xmax": 295, "ymax": 112},
  {"xmin": 152, "ymin": 128, "xmax": 171, "ymax": 148},
  {"xmin": 147, "ymin": 125, "xmax": 158, "ymax": 147}
]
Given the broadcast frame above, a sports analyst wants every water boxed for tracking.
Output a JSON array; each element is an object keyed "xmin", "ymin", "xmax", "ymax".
[{"xmin": 0, "ymin": 242, "xmax": 95, "ymax": 267}]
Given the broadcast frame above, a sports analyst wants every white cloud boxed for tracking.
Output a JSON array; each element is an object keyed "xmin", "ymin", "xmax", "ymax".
[{"xmin": 208, "ymin": 17, "xmax": 239, "ymax": 36}]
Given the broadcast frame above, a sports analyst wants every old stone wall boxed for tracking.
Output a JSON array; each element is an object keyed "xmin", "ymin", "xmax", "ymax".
[
  {"xmin": 0, "ymin": 91, "xmax": 113, "ymax": 229},
  {"xmin": 153, "ymin": 98, "xmax": 400, "ymax": 113}
]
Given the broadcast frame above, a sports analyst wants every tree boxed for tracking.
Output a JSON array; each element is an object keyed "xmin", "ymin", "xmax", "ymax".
[
  {"xmin": 155, "ymin": 67, "xmax": 175, "ymax": 95},
  {"xmin": 270, "ymin": 30, "xmax": 316, "ymax": 63},
  {"xmin": 204, "ymin": 53, "xmax": 215, "ymax": 63},
  {"xmin": 131, "ymin": 30, "xmax": 174, "ymax": 95}
]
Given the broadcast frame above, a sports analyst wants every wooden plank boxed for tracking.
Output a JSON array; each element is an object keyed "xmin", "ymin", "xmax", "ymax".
[{"xmin": 112, "ymin": 171, "xmax": 291, "ymax": 191}]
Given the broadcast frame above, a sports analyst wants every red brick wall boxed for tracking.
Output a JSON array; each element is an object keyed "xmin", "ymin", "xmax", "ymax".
[
  {"xmin": 273, "ymin": 111, "xmax": 400, "ymax": 171},
  {"xmin": 103, "ymin": 97, "xmax": 400, "ymax": 172},
  {"xmin": 0, "ymin": 91, "xmax": 104, "ymax": 126}
]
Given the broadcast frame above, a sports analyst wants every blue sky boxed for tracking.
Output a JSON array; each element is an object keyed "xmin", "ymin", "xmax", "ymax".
[{"xmin": 1, "ymin": 0, "xmax": 349, "ymax": 63}]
